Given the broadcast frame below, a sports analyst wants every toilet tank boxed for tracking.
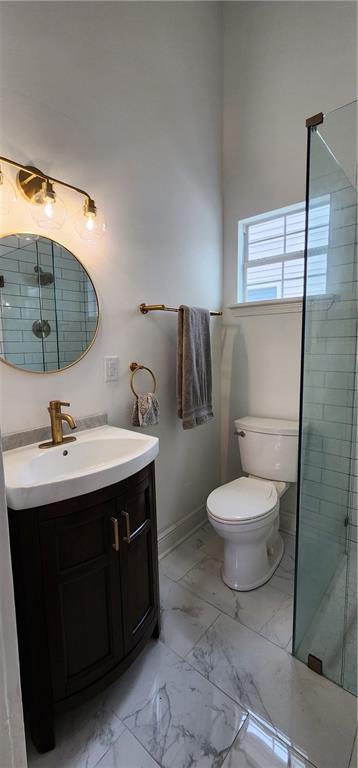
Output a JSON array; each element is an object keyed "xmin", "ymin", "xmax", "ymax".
[{"xmin": 235, "ymin": 416, "xmax": 299, "ymax": 482}]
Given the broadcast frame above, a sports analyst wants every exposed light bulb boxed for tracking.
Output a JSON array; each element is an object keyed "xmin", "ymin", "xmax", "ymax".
[
  {"xmin": 30, "ymin": 180, "xmax": 66, "ymax": 231},
  {"xmin": 75, "ymin": 198, "xmax": 106, "ymax": 242},
  {"xmin": 44, "ymin": 201, "xmax": 54, "ymax": 219},
  {"xmin": 0, "ymin": 168, "xmax": 17, "ymax": 215}
]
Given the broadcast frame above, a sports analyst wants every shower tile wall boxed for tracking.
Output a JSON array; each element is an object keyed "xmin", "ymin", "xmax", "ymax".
[
  {"xmin": 295, "ymin": 127, "xmax": 357, "ymax": 694},
  {"xmin": 0, "ymin": 235, "xmax": 96, "ymax": 371},
  {"xmin": 53, "ymin": 244, "xmax": 97, "ymax": 369}
]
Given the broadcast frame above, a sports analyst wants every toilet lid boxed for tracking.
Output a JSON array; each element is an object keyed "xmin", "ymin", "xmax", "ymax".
[{"xmin": 207, "ymin": 477, "xmax": 278, "ymax": 523}]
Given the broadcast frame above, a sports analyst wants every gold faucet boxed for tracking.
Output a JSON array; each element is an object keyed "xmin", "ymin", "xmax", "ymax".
[{"xmin": 39, "ymin": 401, "xmax": 77, "ymax": 449}]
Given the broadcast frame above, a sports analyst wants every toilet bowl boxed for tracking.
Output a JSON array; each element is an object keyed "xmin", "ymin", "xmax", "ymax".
[
  {"xmin": 207, "ymin": 415, "xmax": 299, "ymax": 591},
  {"xmin": 207, "ymin": 476, "xmax": 282, "ymax": 590}
]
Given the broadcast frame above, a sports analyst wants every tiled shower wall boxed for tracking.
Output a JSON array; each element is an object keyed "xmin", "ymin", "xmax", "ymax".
[
  {"xmin": 302, "ymin": 178, "xmax": 357, "ymax": 545},
  {"xmin": 0, "ymin": 235, "xmax": 97, "ymax": 371},
  {"xmin": 295, "ymin": 129, "xmax": 357, "ymax": 692}
]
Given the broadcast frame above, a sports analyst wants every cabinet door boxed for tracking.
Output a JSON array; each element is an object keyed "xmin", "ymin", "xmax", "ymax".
[
  {"xmin": 119, "ymin": 466, "xmax": 159, "ymax": 654},
  {"xmin": 40, "ymin": 496, "xmax": 124, "ymax": 701}
]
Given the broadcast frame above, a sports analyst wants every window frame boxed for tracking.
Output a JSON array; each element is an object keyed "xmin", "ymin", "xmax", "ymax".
[{"xmin": 238, "ymin": 199, "xmax": 329, "ymax": 305}]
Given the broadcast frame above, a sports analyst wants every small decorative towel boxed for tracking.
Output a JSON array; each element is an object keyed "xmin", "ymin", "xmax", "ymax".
[
  {"xmin": 177, "ymin": 305, "xmax": 214, "ymax": 430},
  {"xmin": 132, "ymin": 393, "xmax": 160, "ymax": 427}
]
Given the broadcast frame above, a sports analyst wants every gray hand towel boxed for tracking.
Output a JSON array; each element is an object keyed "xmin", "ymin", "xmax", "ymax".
[
  {"xmin": 177, "ymin": 305, "xmax": 214, "ymax": 430},
  {"xmin": 132, "ymin": 393, "xmax": 160, "ymax": 427}
]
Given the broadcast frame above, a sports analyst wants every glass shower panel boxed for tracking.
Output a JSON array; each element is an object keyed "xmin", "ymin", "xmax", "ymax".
[{"xmin": 294, "ymin": 101, "xmax": 357, "ymax": 695}]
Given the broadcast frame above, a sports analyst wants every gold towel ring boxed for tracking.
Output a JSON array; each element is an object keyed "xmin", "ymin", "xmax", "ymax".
[{"xmin": 130, "ymin": 362, "xmax": 157, "ymax": 398}]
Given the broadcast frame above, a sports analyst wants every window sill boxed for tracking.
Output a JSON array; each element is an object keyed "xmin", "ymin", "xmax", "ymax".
[
  {"xmin": 228, "ymin": 294, "xmax": 336, "ymax": 317},
  {"xmin": 228, "ymin": 298, "xmax": 303, "ymax": 317}
]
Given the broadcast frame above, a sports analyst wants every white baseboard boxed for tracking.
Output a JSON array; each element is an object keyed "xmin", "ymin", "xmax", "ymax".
[{"xmin": 158, "ymin": 504, "xmax": 207, "ymax": 559}]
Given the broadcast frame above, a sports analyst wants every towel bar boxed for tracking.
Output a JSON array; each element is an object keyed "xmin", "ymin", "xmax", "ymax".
[{"xmin": 139, "ymin": 303, "xmax": 222, "ymax": 316}]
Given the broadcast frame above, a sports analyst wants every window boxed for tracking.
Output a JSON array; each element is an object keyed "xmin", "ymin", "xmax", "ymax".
[{"xmin": 238, "ymin": 198, "xmax": 330, "ymax": 303}]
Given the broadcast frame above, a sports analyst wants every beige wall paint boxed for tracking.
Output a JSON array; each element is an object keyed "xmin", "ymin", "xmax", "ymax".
[
  {"xmin": 221, "ymin": 2, "xmax": 357, "ymax": 494},
  {"xmin": 0, "ymin": 1, "xmax": 223, "ymax": 537}
]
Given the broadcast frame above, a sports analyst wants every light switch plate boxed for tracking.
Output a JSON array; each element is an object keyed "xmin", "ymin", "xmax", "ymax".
[{"xmin": 104, "ymin": 355, "xmax": 119, "ymax": 382}]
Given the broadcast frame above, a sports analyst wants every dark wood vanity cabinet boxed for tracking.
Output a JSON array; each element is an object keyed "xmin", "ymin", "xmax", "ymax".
[{"xmin": 8, "ymin": 463, "xmax": 160, "ymax": 754}]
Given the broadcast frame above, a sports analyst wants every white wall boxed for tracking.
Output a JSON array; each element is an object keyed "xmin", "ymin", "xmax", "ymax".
[
  {"xmin": 221, "ymin": 2, "xmax": 357, "ymax": 512},
  {"xmin": 0, "ymin": 1, "xmax": 223, "ymax": 537}
]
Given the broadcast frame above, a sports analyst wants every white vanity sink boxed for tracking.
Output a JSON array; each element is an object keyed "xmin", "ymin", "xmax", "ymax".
[{"xmin": 4, "ymin": 425, "xmax": 159, "ymax": 510}]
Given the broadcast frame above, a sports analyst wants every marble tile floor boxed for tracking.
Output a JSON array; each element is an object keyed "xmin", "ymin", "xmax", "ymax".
[
  {"xmin": 27, "ymin": 523, "xmax": 357, "ymax": 768},
  {"xmin": 162, "ymin": 523, "xmax": 295, "ymax": 651}
]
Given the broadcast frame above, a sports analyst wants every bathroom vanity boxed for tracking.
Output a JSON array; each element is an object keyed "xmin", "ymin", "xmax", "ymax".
[
  {"xmin": 6, "ymin": 428, "xmax": 160, "ymax": 754},
  {"xmin": 0, "ymin": 229, "xmax": 163, "ymax": 753}
]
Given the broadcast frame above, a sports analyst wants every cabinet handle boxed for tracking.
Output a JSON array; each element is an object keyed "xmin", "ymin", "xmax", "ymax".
[
  {"xmin": 121, "ymin": 511, "xmax": 150, "ymax": 544},
  {"xmin": 110, "ymin": 516, "xmax": 120, "ymax": 551}
]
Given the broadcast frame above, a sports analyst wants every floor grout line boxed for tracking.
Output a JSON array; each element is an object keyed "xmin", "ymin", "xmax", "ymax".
[
  {"xmin": 158, "ymin": 618, "xmax": 254, "ymax": 729},
  {"xmin": 99, "ymin": 635, "xmax": 251, "ymax": 768},
  {"xmin": 160, "ymin": 527, "xmax": 297, "ymax": 654},
  {"xmin": 179, "ymin": 620, "xmax": 321, "ymax": 768},
  {"xmin": 346, "ymin": 728, "xmax": 357, "ymax": 768},
  {"xmin": 160, "ymin": 527, "xmax": 356, "ymax": 768},
  {"xmin": 126, "ymin": 725, "xmax": 164, "ymax": 768},
  {"xmin": 181, "ymin": 611, "xmax": 222, "ymax": 662},
  {"xmin": 27, "ymin": 520, "xmax": 354, "ymax": 768},
  {"xmin": 160, "ymin": 546, "xmax": 208, "ymax": 583},
  {"xmin": 148, "ymin": 634, "xmax": 252, "ymax": 740},
  {"xmin": 175, "ymin": 569, "xmax": 295, "ymax": 657},
  {"xmin": 175, "ymin": 612, "xmax": 277, "ymax": 735},
  {"xmin": 92, "ymin": 720, "xmax": 163, "ymax": 768}
]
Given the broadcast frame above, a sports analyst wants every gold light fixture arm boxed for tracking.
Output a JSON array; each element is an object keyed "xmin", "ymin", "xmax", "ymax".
[{"xmin": 0, "ymin": 154, "xmax": 95, "ymax": 207}]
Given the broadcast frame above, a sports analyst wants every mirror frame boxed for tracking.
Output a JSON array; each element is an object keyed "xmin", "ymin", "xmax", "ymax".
[{"xmin": 0, "ymin": 231, "xmax": 100, "ymax": 374}]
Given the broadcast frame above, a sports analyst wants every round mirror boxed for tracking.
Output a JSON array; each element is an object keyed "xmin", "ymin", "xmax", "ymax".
[{"xmin": 0, "ymin": 233, "xmax": 99, "ymax": 372}]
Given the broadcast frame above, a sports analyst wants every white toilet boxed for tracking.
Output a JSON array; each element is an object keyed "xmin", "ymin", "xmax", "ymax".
[{"xmin": 207, "ymin": 416, "xmax": 299, "ymax": 591}]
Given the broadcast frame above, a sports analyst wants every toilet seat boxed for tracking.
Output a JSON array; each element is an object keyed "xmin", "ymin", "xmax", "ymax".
[{"xmin": 207, "ymin": 476, "xmax": 278, "ymax": 525}]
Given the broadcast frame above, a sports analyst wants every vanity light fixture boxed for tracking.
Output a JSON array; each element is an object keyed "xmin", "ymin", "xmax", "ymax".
[{"xmin": 0, "ymin": 155, "xmax": 106, "ymax": 241}]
